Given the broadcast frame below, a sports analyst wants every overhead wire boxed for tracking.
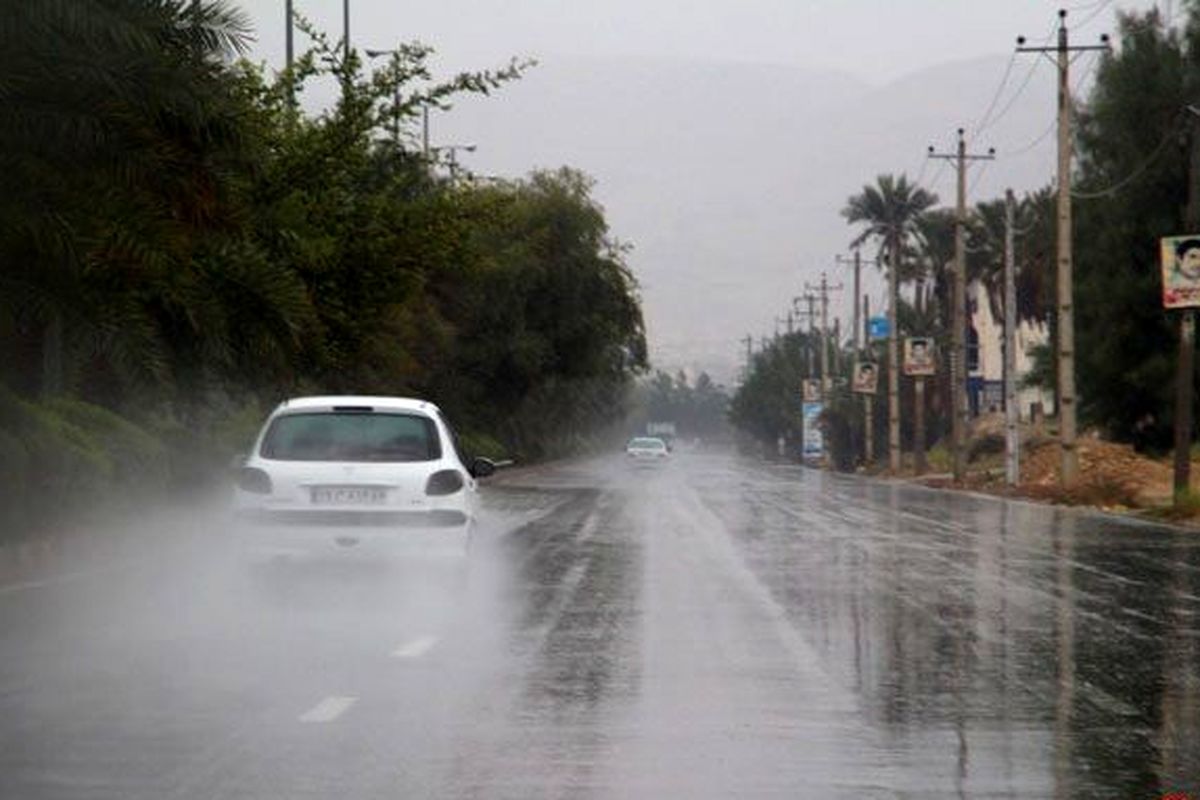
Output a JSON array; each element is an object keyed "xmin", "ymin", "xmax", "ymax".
[
  {"xmin": 967, "ymin": 159, "xmax": 992, "ymax": 198},
  {"xmin": 971, "ymin": 52, "xmax": 1017, "ymax": 137},
  {"xmin": 973, "ymin": 18, "xmax": 1058, "ymax": 140},
  {"xmin": 1074, "ymin": 0, "xmax": 1117, "ymax": 31},
  {"xmin": 1071, "ymin": 114, "xmax": 1183, "ymax": 199}
]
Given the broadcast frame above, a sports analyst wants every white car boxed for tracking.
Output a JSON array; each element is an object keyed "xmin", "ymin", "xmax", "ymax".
[
  {"xmin": 625, "ymin": 436, "xmax": 670, "ymax": 465},
  {"xmin": 232, "ymin": 396, "xmax": 495, "ymax": 559}
]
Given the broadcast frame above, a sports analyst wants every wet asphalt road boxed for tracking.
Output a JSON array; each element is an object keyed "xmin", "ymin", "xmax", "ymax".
[{"xmin": 0, "ymin": 449, "xmax": 1198, "ymax": 798}]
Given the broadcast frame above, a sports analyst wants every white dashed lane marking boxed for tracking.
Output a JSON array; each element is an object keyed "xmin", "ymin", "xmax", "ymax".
[
  {"xmin": 390, "ymin": 635, "xmax": 439, "ymax": 659},
  {"xmin": 298, "ymin": 696, "xmax": 357, "ymax": 723}
]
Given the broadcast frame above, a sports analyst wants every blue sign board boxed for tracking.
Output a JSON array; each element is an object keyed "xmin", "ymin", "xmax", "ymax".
[
  {"xmin": 801, "ymin": 402, "xmax": 824, "ymax": 459},
  {"xmin": 868, "ymin": 316, "xmax": 890, "ymax": 341}
]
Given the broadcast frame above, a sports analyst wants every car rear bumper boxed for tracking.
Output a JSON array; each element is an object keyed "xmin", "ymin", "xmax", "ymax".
[{"xmin": 232, "ymin": 508, "xmax": 472, "ymax": 560}]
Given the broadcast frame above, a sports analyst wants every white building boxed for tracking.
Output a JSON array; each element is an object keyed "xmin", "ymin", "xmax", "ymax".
[{"xmin": 968, "ymin": 281, "xmax": 1055, "ymax": 420}]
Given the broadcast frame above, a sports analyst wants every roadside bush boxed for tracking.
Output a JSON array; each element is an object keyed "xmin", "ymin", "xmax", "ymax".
[
  {"xmin": 460, "ymin": 431, "xmax": 508, "ymax": 461},
  {"xmin": 968, "ymin": 433, "xmax": 1006, "ymax": 463},
  {"xmin": 0, "ymin": 387, "xmax": 110, "ymax": 536},
  {"xmin": 0, "ymin": 385, "xmax": 171, "ymax": 538},
  {"xmin": 44, "ymin": 398, "xmax": 168, "ymax": 503}
]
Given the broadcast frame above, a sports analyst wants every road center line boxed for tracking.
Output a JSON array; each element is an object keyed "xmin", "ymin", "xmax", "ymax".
[
  {"xmin": 298, "ymin": 696, "xmax": 356, "ymax": 723},
  {"xmin": 390, "ymin": 635, "xmax": 439, "ymax": 659}
]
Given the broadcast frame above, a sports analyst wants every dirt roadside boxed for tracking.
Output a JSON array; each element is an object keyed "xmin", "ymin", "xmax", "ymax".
[{"xmin": 892, "ymin": 415, "xmax": 1200, "ymax": 526}]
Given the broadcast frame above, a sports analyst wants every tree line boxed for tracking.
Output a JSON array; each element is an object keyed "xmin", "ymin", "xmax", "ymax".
[
  {"xmin": 0, "ymin": 0, "xmax": 647, "ymax": 534},
  {"xmin": 732, "ymin": 5, "xmax": 1200, "ymax": 466}
]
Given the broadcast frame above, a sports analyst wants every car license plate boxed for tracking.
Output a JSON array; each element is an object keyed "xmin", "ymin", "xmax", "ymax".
[{"xmin": 311, "ymin": 486, "xmax": 388, "ymax": 505}]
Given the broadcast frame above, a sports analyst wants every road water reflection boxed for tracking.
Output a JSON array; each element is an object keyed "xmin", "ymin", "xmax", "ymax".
[{"xmin": 693, "ymin": 456, "xmax": 1200, "ymax": 797}]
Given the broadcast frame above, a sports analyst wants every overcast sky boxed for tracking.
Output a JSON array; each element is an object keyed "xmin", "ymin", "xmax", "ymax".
[
  {"xmin": 239, "ymin": 0, "xmax": 1156, "ymax": 84},
  {"xmin": 235, "ymin": 0, "xmax": 1166, "ymax": 381}
]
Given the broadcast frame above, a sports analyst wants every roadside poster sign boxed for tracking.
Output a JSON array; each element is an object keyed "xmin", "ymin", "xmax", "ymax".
[
  {"xmin": 904, "ymin": 337, "xmax": 936, "ymax": 376},
  {"xmin": 801, "ymin": 402, "xmax": 824, "ymax": 459},
  {"xmin": 802, "ymin": 378, "xmax": 821, "ymax": 403},
  {"xmin": 1161, "ymin": 235, "xmax": 1200, "ymax": 308},
  {"xmin": 868, "ymin": 316, "xmax": 890, "ymax": 341},
  {"xmin": 851, "ymin": 361, "xmax": 878, "ymax": 394}
]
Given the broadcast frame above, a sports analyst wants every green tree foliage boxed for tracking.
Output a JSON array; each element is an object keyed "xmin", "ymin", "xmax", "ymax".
[
  {"xmin": 634, "ymin": 370, "xmax": 729, "ymax": 440},
  {"xmin": 1071, "ymin": 7, "xmax": 1194, "ymax": 449},
  {"xmin": 728, "ymin": 333, "xmax": 814, "ymax": 446},
  {"xmin": 0, "ymin": 1, "xmax": 646, "ymax": 530},
  {"xmin": 843, "ymin": 174, "xmax": 939, "ymax": 281}
]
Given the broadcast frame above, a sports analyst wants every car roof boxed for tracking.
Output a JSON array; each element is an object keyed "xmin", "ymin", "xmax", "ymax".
[{"xmin": 271, "ymin": 396, "xmax": 438, "ymax": 415}]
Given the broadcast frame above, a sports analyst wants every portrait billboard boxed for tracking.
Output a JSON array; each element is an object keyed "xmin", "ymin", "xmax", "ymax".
[
  {"xmin": 904, "ymin": 337, "xmax": 936, "ymax": 376},
  {"xmin": 851, "ymin": 361, "xmax": 878, "ymax": 395},
  {"xmin": 1162, "ymin": 235, "xmax": 1200, "ymax": 309}
]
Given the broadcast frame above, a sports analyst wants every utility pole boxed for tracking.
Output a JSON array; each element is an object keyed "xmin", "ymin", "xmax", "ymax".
[
  {"xmin": 786, "ymin": 310, "xmax": 795, "ymax": 335},
  {"xmin": 929, "ymin": 128, "xmax": 994, "ymax": 482},
  {"xmin": 343, "ymin": 0, "xmax": 350, "ymax": 63},
  {"xmin": 863, "ymin": 295, "xmax": 871, "ymax": 350},
  {"xmin": 795, "ymin": 294, "xmax": 818, "ymax": 379},
  {"xmin": 285, "ymin": 0, "xmax": 294, "ymax": 73},
  {"xmin": 1176, "ymin": 106, "xmax": 1200, "ymax": 500},
  {"xmin": 422, "ymin": 105, "xmax": 431, "ymax": 159},
  {"xmin": 1005, "ymin": 189, "xmax": 1020, "ymax": 487},
  {"xmin": 861, "ymin": 294, "xmax": 874, "ymax": 465},
  {"xmin": 806, "ymin": 273, "xmax": 844, "ymax": 395},
  {"xmin": 836, "ymin": 251, "xmax": 880, "ymax": 353},
  {"xmin": 1018, "ymin": 10, "xmax": 1110, "ymax": 487}
]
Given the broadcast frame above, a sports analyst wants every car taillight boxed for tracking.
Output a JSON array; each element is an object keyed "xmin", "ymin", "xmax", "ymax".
[
  {"xmin": 236, "ymin": 467, "xmax": 272, "ymax": 495},
  {"xmin": 425, "ymin": 469, "xmax": 464, "ymax": 496}
]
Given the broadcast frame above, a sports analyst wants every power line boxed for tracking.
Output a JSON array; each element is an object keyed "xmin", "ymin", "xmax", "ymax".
[
  {"xmin": 996, "ymin": 52, "xmax": 1099, "ymax": 161},
  {"xmin": 1071, "ymin": 117, "xmax": 1182, "ymax": 199},
  {"xmin": 971, "ymin": 52, "xmax": 1017, "ymax": 137},
  {"xmin": 1075, "ymin": 0, "xmax": 1116, "ymax": 31},
  {"xmin": 975, "ymin": 19, "xmax": 1058, "ymax": 138},
  {"xmin": 1005, "ymin": 118, "xmax": 1057, "ymax": 157},
  {"xmin": 968, "ymin": 159, "xmax": 992, "ymax": 197}
]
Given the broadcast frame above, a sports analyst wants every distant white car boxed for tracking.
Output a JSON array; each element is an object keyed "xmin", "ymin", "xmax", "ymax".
[
  {"xmin": 625, "ymin": 436, "xmax": 670, "ymax": 465},
  {"xmin": 232, "ymin": 396, "xmax": 495, "ymax": 559}
]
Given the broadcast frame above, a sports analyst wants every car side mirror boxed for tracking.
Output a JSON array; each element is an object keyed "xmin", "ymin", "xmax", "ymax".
[{"xmin": 469, "ymin": 457, "xmax": 497, "ymax": 479}]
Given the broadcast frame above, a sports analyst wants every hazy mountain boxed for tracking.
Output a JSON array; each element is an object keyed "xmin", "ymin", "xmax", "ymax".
[{"xmin": 436, "ymin": 53, "xmax": 1058, "ymax": 384}]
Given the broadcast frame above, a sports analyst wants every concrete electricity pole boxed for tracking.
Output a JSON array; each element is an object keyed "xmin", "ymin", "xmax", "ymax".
[
  {"xmin": 837, "ymin": 251, "xmax": 880, "ymax": 353},
  {"xmin": 805, "ymin": 273, "xmax": 844, "ymax": 395},
  {"xmin": 1005, "ymin": 189, "xmax": 1020, "ymax": 487},
  {"xmin": 795, "ymin": 294, "xmax": 818, "ymax": 380},
  {"xmin": 285, "ymin": 0, "xmax": 294, "ymax": 73},
  {"xmin": 1175, "ymin": 106, "xmax": 1200, "ymax": 500},
  {"xmin": 1018, "ymin": 10, "xmax": 1110, "ymax": 487},
  {"xmin": 929, "ymin": 129, "xmax": 994, "ymax": 483}
]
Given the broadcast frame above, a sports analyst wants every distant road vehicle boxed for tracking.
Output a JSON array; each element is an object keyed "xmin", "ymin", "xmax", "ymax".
[
  {"xmin": 625, "ymin": 436, "xmax": 670, "ymax": 465},
  {"xmin": 232, "ymin": 396, "xmax": 496, "ymax": 560}
]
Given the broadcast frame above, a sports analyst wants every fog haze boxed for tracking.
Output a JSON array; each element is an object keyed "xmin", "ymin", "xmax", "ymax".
[{"xmin": 238, "ymin": 0, "xmax": 1159, "ymax": 381}]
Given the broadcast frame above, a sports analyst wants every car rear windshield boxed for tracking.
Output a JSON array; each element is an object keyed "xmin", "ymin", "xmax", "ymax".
[
  {"xmin": 260, "ymin": 412, "xmax": 442, "ymax": 462},
  {"xmin": 629, "ymin": 438, "xmax": 665, "ymax": 449}
]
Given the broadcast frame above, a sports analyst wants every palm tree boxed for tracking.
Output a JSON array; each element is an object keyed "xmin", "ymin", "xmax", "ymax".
[
  {"xmin": 843, "ymin": 174, "xmax": 938, "ymax": 472},
  {"xmin": 0, "ymin": 0, "xmax": 309, "ymax": 403}
]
